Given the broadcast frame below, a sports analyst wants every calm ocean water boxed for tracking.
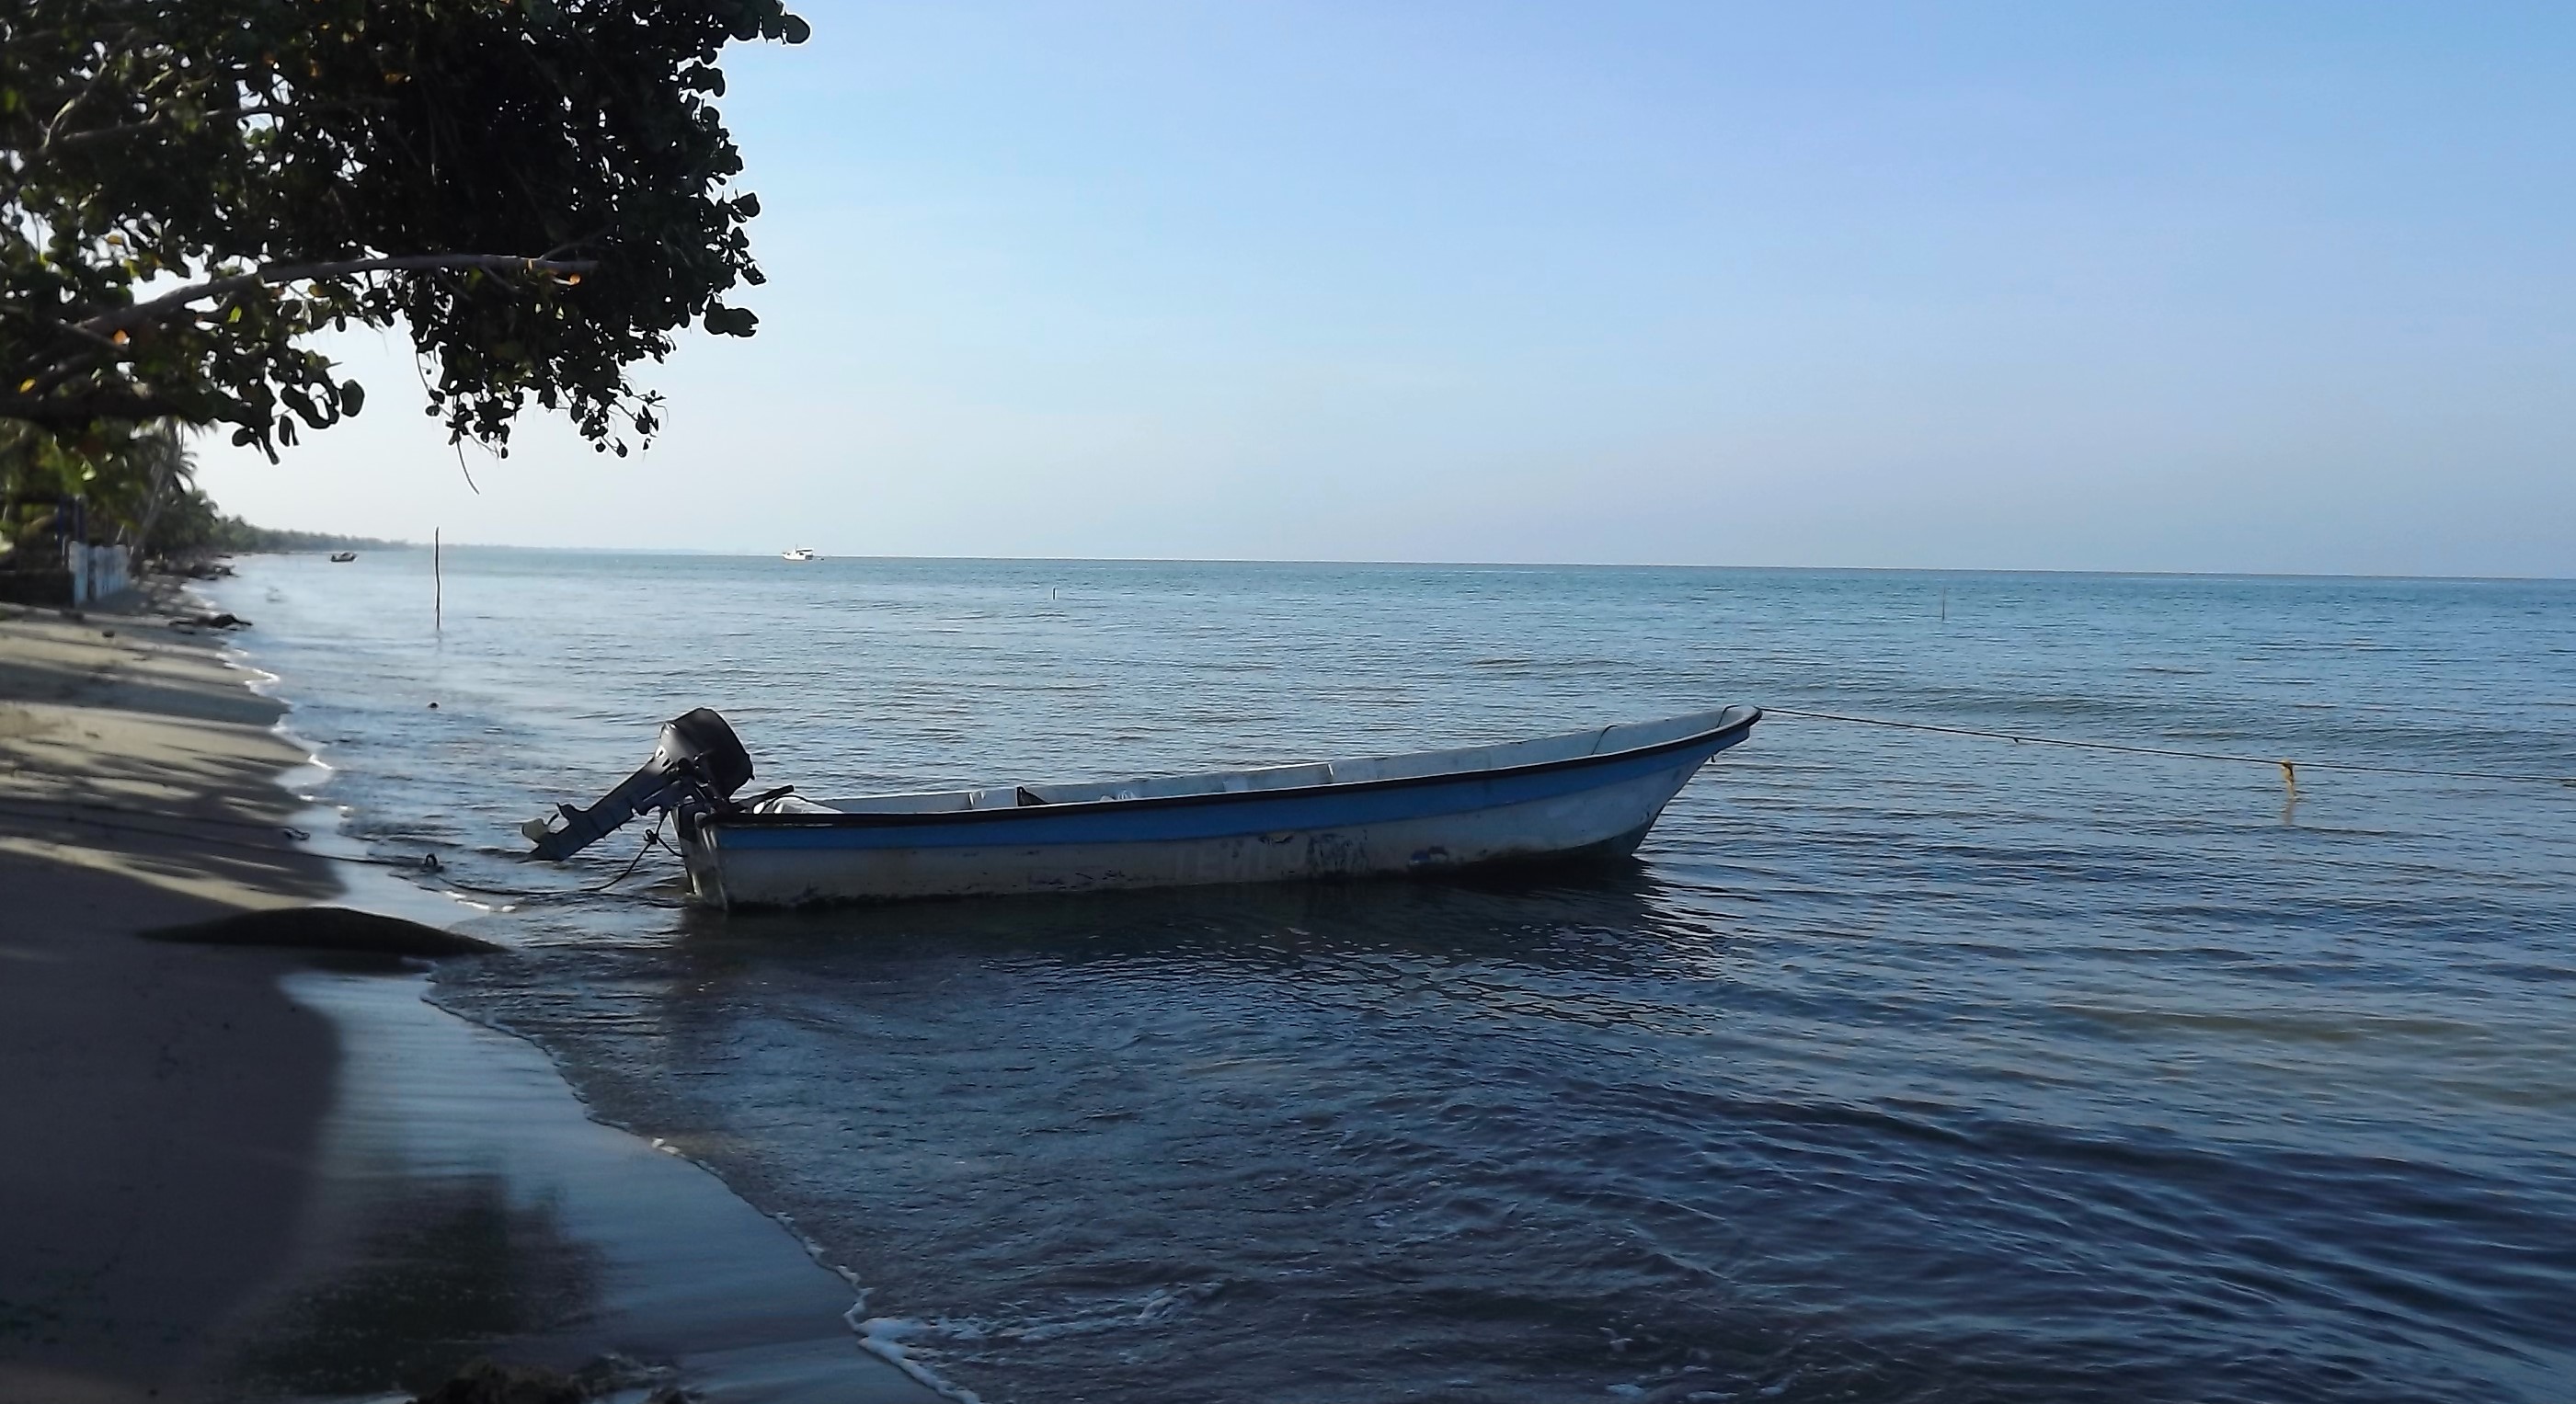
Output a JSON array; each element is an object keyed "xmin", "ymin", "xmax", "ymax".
[{"xmin": 211, "ymin": 552, "xmax": 2576, "ymax": 1403}]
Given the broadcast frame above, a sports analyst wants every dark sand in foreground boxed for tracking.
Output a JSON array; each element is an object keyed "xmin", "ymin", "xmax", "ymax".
[{"xmin": 0, "ymin": 593, "xmax": 937, "ymax": 1403}]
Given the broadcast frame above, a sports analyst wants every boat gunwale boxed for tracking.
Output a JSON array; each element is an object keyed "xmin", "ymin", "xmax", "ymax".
[{"xmin": 709, "ymin": 707, "xmax": 1760, "ymax": 834}]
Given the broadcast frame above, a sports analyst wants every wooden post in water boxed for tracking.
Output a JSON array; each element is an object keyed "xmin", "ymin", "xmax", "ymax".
[{"xmin": 433, "ymin": 528, "xmax": 442, "ymax": 634}]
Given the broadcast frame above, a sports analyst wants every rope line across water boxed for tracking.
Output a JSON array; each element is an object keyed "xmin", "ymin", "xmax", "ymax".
[{"xmin": 1763, "ymin": 708, "xmax": 2576, "ymax": 786}]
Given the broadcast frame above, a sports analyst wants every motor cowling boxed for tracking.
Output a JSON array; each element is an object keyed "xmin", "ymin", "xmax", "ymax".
[{"xmin": 525, "ymin": 708, "xmax": 754, "ymax": 861}]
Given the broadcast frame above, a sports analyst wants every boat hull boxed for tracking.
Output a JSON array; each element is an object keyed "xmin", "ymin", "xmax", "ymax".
[{"xmin": 679, "ymin": 718, "xmax": 1751, "ymax": 907}]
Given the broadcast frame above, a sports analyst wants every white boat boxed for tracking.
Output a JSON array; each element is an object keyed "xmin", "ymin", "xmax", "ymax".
[
  {"xmin": 528, "ymin": 707, "xmax": 1761, "ymax": 908},
  {"xmin": 782, "ymin": 547, "xmax": 819, "ymax": 562}
]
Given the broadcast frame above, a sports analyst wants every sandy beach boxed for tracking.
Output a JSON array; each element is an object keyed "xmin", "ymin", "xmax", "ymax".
[{"xmin": 0, "ymin": 588, "xmax": 938, "ymax": 1403}]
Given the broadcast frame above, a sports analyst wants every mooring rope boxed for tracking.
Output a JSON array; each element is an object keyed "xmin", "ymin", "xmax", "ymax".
[
  {"xmin": 1763, "ymin": 708, "xmax": 2576, "ymax": 788},
  {"xmin": 587, "ymin": 814, "xmax": 670, "ymax": 893}
]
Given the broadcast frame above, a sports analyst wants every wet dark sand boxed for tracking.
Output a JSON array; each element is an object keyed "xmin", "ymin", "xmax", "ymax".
[
  {"xmin": 0, "ymin": 863, "xmax": 339, "ymax": 1404},
  {"xmin": 206, "ymin": 966, "xmax": 941, "ymax": 1403}
]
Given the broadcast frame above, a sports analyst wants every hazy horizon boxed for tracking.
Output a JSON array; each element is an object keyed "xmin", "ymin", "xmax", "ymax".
[
  {"xmin": 262, "ymin": 540, "xmax": 2576, "ymax": 584},
  {"xmin": 199, "ymin": 3, "xmax": 2576, "ymax": 578}
]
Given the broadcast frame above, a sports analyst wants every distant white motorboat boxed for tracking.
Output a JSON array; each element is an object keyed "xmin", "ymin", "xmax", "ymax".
[
  {"xmin": 526, "ymin": 706, "xmax": 1761, "ymax": 908},
  {"xmin": 781, "ymin": 547, "xmax": 820, "ymax": 562}
]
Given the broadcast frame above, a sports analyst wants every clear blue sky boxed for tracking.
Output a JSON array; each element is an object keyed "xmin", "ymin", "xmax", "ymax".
[{"xmin": 200, "ymin": 2, "xmax": 2576, "ymax": 575}]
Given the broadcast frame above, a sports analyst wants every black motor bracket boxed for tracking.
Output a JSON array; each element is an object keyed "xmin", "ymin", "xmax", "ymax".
[{"xmin": 524, "ymin": 708, "xmax": 754, "ymax": 861}]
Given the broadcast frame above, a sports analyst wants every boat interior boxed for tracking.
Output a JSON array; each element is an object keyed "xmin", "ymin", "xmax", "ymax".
[{"xmin": 753, "ymin": 707, "xmax": 1754, "ymax": 816}]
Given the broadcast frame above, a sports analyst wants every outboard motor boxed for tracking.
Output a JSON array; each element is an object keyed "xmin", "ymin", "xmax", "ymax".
[{"xmin": 524, "ymin": 708, "xmax": 754, "ymax": 861}]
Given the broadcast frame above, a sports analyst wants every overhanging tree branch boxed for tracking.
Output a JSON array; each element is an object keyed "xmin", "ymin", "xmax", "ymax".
[
  {"xmin": 79, "ymin": 253, "xmax": 601, "ymax": 337},
  {"xmin": 0, "ymin": 389, "xmax": 196, "ymax": 428},
  {"xmin": 41, "ymin": 99, "xmax": 396, "ymax": 159},
  {"xmin": 5, "ymin": 0, "xmax": 805, "ymax": 457}
]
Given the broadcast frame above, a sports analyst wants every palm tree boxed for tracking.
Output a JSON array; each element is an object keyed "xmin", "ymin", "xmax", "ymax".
[
  {"xmin": 119, "ymin": 424, "xmax": 196, "ymax": 554},
  {"xmin": 0, "ymin": 421, "xmax": 65, "ymax": 566},
  {"xmin": 0, "ymin": 419, "xmax": 198, "ymax": 565}
]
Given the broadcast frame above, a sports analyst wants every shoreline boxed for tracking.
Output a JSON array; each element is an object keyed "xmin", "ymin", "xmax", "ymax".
[{"xmin": 0, "ymin": 584, "xmax": 939, "ymax": 1403}]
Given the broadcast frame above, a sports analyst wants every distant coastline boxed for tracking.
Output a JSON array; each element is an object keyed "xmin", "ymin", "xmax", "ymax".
[{"xmin": 216, "ymin": 523, "xmax": 414, "ymax": 554}]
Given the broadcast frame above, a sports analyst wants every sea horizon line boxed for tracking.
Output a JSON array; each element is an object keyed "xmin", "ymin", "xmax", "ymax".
[{"xmin": 235, "ymin": 542, "xmax": 2576, "ymax": 586}]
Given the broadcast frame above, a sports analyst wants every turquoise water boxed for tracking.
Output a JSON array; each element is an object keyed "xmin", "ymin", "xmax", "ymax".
[{"xmin": 213, "ymin": 552, "xmax": 2576, "ymax": 1403}]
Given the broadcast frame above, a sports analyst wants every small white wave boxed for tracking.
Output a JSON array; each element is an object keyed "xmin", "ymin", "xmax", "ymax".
[
  {"xmin": 848, "ymin": 1312, "xmax": 988, "ymax": 1404},
  {"xmin": 846, "ymin": 1283, "xmax": 1220, "ymax": 1401}
]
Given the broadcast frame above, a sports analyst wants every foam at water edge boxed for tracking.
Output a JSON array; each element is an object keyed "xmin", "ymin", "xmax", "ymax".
[{"xmin": 847, "ymin": 1307, "xmax": 988, "ymax": 1404}]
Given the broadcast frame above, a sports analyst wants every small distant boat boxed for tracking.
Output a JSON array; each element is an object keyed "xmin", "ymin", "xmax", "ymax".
[
  {"xmin": 782, "ymin": 547, "xmax": 819, "ymax": 562},
  {"xmin": 525, "ymin": 706, "xmax": 1760, "ymax": 908},
  {"xmin": 328, "ymin": 551, "xmax": 357, "ymax": 563}
]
